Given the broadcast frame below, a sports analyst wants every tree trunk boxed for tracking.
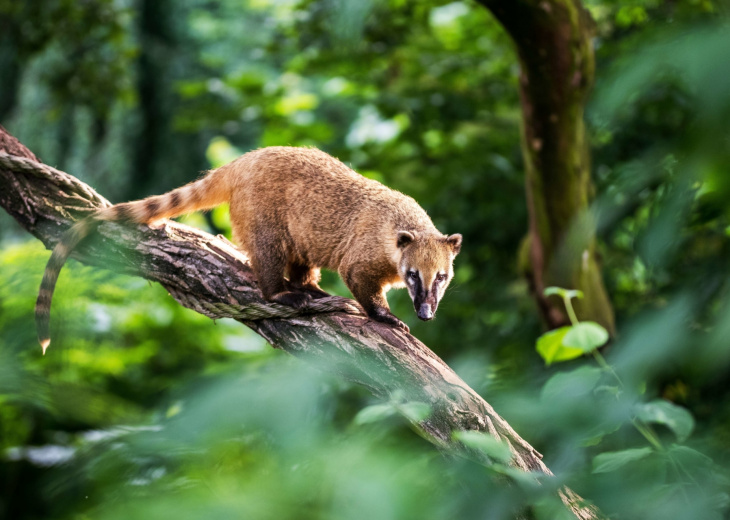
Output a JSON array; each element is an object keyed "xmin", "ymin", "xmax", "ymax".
[
  {"xmin": 128, "ymin": 0, "xmax": 209, "ymax": 200},
  {"xmin": 0, "ymin": 125, "xmax": 603, "ymax": 519},
  {"xmin": 476, "ymin": 0, "xmax": 615, "ymax": 334},
  {"xmin": 129, "ymin": 0, "xmax": 174, "ymax": 200},
  {"xmin": 0, "ymin": 32, "xmax": 21, "ymax": 122}
]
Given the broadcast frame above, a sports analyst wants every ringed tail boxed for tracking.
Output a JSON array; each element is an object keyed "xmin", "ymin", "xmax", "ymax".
[{"xmin": 35, "ymin": 163, "xmax": 234, "ymax": 353}]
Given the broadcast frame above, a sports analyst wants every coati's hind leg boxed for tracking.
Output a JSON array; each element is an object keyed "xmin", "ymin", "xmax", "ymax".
[
  {"xmin": 250, "ymin": 236, "xmax": 311, "ymax": 309},
  {"xmin": 340, "ymin": 262, "xmax": 409, "ymax": 332},
  {"xmin": 287, "ymin": 263, "xmax": 329, "ymax": 299}
]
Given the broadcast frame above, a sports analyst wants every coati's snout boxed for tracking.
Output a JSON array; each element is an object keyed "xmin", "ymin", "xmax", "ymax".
[
  {"xmin": 398, "ymin": 231, "xmax": 462, "ymax": 322},
  {"xmin": 418, "ymin": 303, "xmax": 434, "ymax": 321},
  {"xmin": 413, "ymin": 284, "xmax": 438, "ymax": 321}
]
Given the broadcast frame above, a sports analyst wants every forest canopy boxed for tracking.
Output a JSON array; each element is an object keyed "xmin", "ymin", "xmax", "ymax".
[{"xmin": 1, "ymin": 0, "xmax": 729, "ymax": 519}]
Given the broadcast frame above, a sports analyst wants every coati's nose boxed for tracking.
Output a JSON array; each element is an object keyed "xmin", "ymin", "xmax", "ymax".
[{"xmin": 417, "ymin": 303, "xmax": 434, "ymax": 321}]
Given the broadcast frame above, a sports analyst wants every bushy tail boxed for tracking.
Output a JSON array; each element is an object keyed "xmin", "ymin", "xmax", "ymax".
[
  {"xmin": 36, "ymin": 218, "xmax": 101, "ymax": 353},
  {"xmin": 35, "ymin": 164, "xmax": 234, "ymax": 353}
]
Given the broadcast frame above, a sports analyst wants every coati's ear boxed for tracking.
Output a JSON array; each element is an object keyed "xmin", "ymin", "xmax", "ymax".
[
  {"xmin": 446, "ymin": 233, "xmax": 462, "ymax": 254},
  {"xmin": 397, "ymin": 231, "xmax": 415, "ymax": 248}
]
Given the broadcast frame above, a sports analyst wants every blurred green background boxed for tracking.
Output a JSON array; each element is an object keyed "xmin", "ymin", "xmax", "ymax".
[{"xmin": 1, "ymin": 0, "xmax": 729, "ymax": 518}]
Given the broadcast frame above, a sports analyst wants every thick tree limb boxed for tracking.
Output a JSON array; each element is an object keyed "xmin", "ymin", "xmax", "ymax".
[{"xmin": 0, "ymin": 126, "xmax": 602, "ymax": 519}]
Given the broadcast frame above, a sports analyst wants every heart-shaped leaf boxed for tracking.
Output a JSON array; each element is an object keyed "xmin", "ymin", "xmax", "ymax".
[
  {"xmin": 541, "ymin": 366, "xmax": 603, "ymax": 402},
  {"xmin": 563, "ymin": 322, "xmax": 610, "ymax": 352},
  {"xmin": 635, "ymin": 400, "xmax": 695, "ymax": 442},
  {"xmin": 536, "ymin": 326, "xmax": 583, "ymax": 365}
]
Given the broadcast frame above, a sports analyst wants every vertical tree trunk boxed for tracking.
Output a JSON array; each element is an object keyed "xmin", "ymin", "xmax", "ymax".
[
  {"xmin": 129, "ymin": 0, "xmax": 174, "ymax": 199},
  {"xmin": 128, "ymin": 0, "xmax": 210, "ymax": 201},
  {"xmin": 0, "ymin": 33, "xmax": 21, "ymax": 122},
  {"xmin": 477, "ymin": 0, "xmax": 615, "ymax": 334}
]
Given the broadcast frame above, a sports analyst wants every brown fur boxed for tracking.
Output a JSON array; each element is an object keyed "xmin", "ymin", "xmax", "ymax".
[{"xmin": 36, "ymin": 147, "xmax": 461, "ymax": 350}]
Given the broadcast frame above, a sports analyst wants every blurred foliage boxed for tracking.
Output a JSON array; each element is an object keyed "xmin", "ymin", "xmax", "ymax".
[{"xmin": 2, "ymin": 0, "xmax": 730, "ymax": 518}]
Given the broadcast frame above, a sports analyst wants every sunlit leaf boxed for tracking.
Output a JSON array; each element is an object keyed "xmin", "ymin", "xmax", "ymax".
[
  {"xmin": 206, "ymin": 136, "xmax": 244, "ymax": 167},
  {"xmin": 536, "ymin": 327, "xmax": 583, "ymax": 365},
  {"xmin": 634, "ymin": 400, "xmax": 694, "ymax": 441},
  {"xmin": 543, "ymin": 287, "xmax": 584, "ymax": 300},
  {"xmin": 274, "ymin": 92, "xmax": 319, "ymax": 116},
  {"xmin": 543, "ymin": 286, "xmax": 564, "ymax": 297},
  {"xmin": 563, "ymin": 322, "xmax": 610, "ymax": 352},
  {"xmin": 592, "ymin": 447, "xmax": 653, "ymax": 473}
]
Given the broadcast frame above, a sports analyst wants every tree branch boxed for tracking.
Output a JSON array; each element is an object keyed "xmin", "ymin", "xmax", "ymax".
[{"xmin": 0, "ymin": 125, "xmax": 603, "ymax": 520}]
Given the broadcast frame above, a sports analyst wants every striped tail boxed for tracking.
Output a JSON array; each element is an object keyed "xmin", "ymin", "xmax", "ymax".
[
  {"xmin": 36, "ymin": 218, "xmax": 101, "ymax": 353},
  {"xmin": 35, "ymin": 163, "xmax": 233, "ymax": 353}
]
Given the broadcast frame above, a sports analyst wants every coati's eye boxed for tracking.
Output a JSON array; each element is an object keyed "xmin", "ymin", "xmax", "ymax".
[
  {"xmin": 436, "ymin": 273, "xmax": 447, "ymax": 283},
  {"xmin": 408, "ymin": 271, "xmax": 418, "ymax": 281}
]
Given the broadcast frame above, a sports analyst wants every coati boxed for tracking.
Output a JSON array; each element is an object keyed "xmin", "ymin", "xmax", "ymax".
[{"xmin": 36, "ymin": 146, "xmax": 462, "ymax": 351}]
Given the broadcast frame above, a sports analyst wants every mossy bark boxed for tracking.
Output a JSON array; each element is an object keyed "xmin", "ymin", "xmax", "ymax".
[{"xmin": 477, "ymin": 0, "xmax": 615, "ymax": 334}]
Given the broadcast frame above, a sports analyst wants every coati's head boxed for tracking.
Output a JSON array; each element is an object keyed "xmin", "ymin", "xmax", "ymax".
[{"xmin": 397, "ymin": 231, "xmax": 462, "ymax": 321}]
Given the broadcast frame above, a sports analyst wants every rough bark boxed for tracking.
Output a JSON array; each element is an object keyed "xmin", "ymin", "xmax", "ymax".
[
  {"xmin": 0, "ymin": 126, "xmax": 603, "ymax": 519},
  {"xmin": 476, "ymin": 0, "xmax": 615, "ymax": 334}
]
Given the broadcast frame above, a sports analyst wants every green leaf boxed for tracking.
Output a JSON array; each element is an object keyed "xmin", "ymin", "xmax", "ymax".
[
  {"xmin": 565, "ymin": 289, "xmax": 584, "ymax": 300},
  {"xmin": 543, "ymin": 286, "xmax": 584, "ymax": 300},
  {"xmin": 543, "ymin": 286, "xmax": 566, "ymax": 297},
  {"xmin": 398, "ymin": 402, "xmax": 432, "ymax": 423},
  {"xmin": 563, "ymin": 322, "xmax": 610, "ymax": 352},
  {"xmin": 667, "ymin": 445, "xmax": 713, "ymax": 468},
  {"xmin": 541, "ymin": 366, "xmax": 603, "ymax": 402},
  {"xmin": 453, "ymin": 431, "xmax": 513, "ymax": 463},
  {"xmin": 592, "ymin": 447, "xmax": 653, "ymax": 473},
  {"xmin": 354, "ymin": 403, "xmax": 395, "ymax": 425},
  {"xmin": 495, "ymin": 466, "xmax": 544, "ymax": 489},
  {"xmin": 634, "ymin": 400, "xmax": 695, "ymax": 442},
  {"xmin": 536, "ymin": 327, "xmax": 583, "ymax": 365},
  {"xmin": 355, "ymin": 400, "xmax": 431, "ymax": 426},
  {"xmin": 594, "ymin": 385, "xmax": 621, "ymax": 398}
]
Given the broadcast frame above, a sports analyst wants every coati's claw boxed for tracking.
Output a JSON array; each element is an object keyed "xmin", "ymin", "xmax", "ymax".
[
  {"xmin": 308, "ymin": 289, "xmax": 331, "ymax": 299},
  {"xmin": 299, "ymin": 286, "xmax": 330, "ymax": 299},
  {"xmin": 369, "ymin": 311, "xmax": 410, "ymax": 333},
  {"xmin": 271, "ymin": 291, "xmax": 312, "ymax": 308},
  {"xmin": 284, "ymin": 279, "xmax": 330, "ymax": 299}
]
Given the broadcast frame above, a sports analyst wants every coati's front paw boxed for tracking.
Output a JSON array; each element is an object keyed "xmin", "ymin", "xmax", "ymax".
[
  {"xmin": 284, "ymin": 281, "xmax": 330, "ymax": 299},
  {"xmin": 301, "ymin": 286, "xmax": 330, "ymax": 299},
  {"xmin": 271, "ymin": 291, "xmax": 312, "ymax": 308},
  {"xmin": 368, "ymin": 310, "xmax": 410, "ymax": 333}
]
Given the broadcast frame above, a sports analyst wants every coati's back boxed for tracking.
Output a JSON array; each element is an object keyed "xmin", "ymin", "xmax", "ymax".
[{"xmin": 229, "ymin": 147, "xmax": 438, "ymax": 269}]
